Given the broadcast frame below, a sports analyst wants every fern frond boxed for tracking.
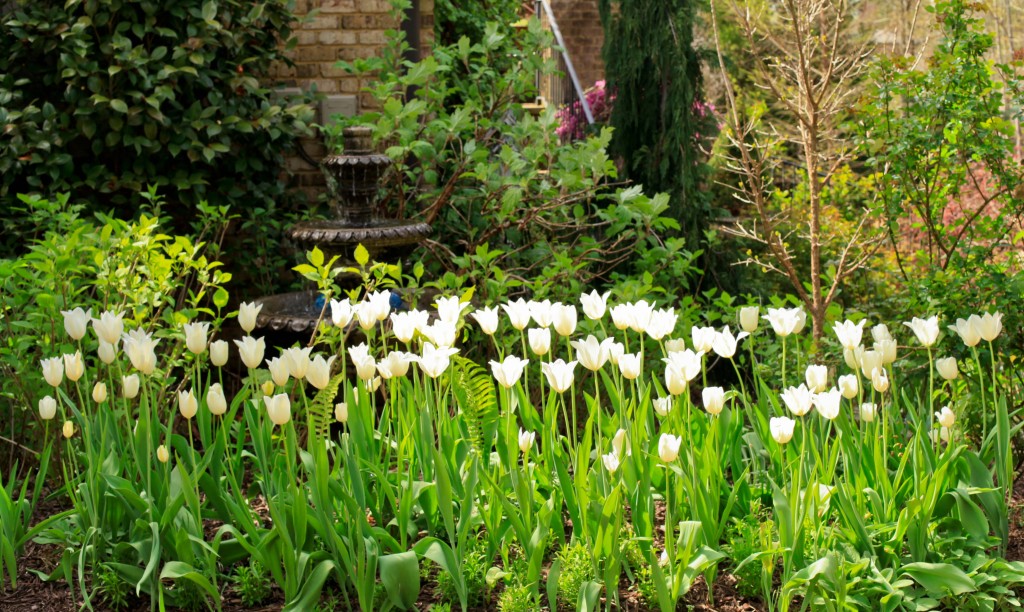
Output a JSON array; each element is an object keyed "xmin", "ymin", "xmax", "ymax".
[
  {"xmin": 450, "ymin": 354, "xmax": 498, "ymax": 455},
  {"xmin": 310, "ymin": 370, "xmax": 345, "ymax": 441}
]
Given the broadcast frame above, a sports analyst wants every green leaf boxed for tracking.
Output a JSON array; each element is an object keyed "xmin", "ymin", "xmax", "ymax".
[
  {"xmin": 110, "ymin": 99, "xmax": 128, "ymax": 113},
  {"xmin": 354, "ymin": 243, "xmax": 369, "ymax": 266},
  {"xmin": 159, "ymin": 561, "xmax": 219, "ymax": 605},
  {"xmin": 201, "ymin": 1, "xmax": 217, "ymax": 22},
  {"xmin": 901, "ymin": 562, "xmax": 976, "ymax": 597},
  {"xmin": 309, "ymin": 246, "xmax": 324, "ymax": 267},
  {"xmin": 212, "ymin": 287, "xmax": 229, "ymax": 309},
  {"xmin": 379, "ymin": 551, "xmax": 420, "ymax": 609}
]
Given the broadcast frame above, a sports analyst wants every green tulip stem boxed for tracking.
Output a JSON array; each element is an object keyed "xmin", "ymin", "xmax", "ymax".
[
  {"xmin": 971, "ymin": 346, "xmax": 986, "ymax": 437},
  {"xmin": 926, "ymin": 346, "xmax": 934, "ymax": 431},
  {"xmin": 988, "ymin": 339, "xmax": 998, "ymax": 419},
  {"xmin": 781, "ymin": 336, "xmax": 788, "ymax": 389}
]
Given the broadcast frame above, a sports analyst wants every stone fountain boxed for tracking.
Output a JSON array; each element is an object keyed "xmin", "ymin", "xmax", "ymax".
[{"xmin": 254, "ymin": 126, "xmax": 431, "ymax": 333}]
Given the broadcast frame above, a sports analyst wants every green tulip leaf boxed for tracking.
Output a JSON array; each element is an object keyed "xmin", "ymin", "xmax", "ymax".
[{"xmin": 379, "ymin": 551, "xmax": 420, "ymax": 609}]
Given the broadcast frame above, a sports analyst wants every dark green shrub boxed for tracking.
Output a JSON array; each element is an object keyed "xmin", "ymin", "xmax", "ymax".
[{"xmin": 0, "ymin": 0, "xmax": 314, "ymax": 279}]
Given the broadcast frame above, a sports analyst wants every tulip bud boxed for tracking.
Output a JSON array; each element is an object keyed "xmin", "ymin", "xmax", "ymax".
[
  {"xmin": 618, "ymin": 353, "xmax": 642, "ymax": 380},
  {"xmin": 552, "ymin": 303, "xmax": 578, "ymax": 337},
  {"xmin": 602, "ymin": 451, "xmax": 620, "ymax": 474},
  {"xmin": 653, "ymin": 397, "xmax": 672, "ymax": 417},
  {"xmin": 860, "ymin": 402, "xmax": 876, "ymax": 423},
  {"xmin": 769, "ymin": 416, "xmax": 795, "ymax": 444},
  {"xmin": 38, "ymin": 395, "xmax": 57, "ymax": 420},
  {"xmin": 931, "ymin": 426, "xmax": 952, "ymax": 444},
  {"xmin": 611, "ymin": 428, "xmax": 631, "ymax": 458},
  {"xmin": 61, "ymin": 307, "xmax": 92, "ymax": 340},
  {"xmin": 92, "ymin": 382, "xmax": 107, "ymax": 404},
  {"xmin": 62, "ymin": 420, "xmax": 75, "ymax": 439},
  {"xmin": 702, "ymin": 386, "xmax": 725, "ymax": 416},
  {"xmin": 207, "ymin": 383, "xmax": 227, "ymax": 416},
  {"xmin": 838, "ymin": 374, "xmax": 858, "ymax": 399},
  {"xmin": 935, "ymin": 406, "xmax": 956, "ymax": 429},
  {"xmin": 183, "ymin": 321, "xmax": 210, "ymax": 355},
  {"xmin": 238, "ymin": 301, "xmax": 262, "ymax": 334},
  {"xmin": 738, "ymin": 306, "xmax": 759, "ymax": 333},
  {"xmin": 258, "ymin": 357, "xmax": 285, "ymax": 389},
  {"xmin": 657, "ymin": 433, "xmax": 682, "ymax": 463},
  {"xmin": 664, "ymin": 338, "xmax": 686, "ymax": 353},
  {"xmin": 334, "ymin": 402, "xmax": 348, "ymax": 423},
  {"xmin": 97, "ymin": 341, "xmax": 117, "ymax": 365},
  {"xmin": 178, "ymin": 389, "xmax": 198, "ymax": 419},
  {"xmin": 157, "ymin": 444, "xmax": 170, "ymax": 463},
  {"xmin": 518, "ymin": 428, "xmax": 536, "ymax": 455},
  {"xmin": 805, "ymin": 364, "xmax": 828, "ymax": 393},
  {"xmin": 211, "ymin": 338, "xmax": 230, "ymax": 365},
  {"xmin": 63, "ymin": 352, "xmax": 85, "ymax": 382},
  {"xmin": 871, "ymin": 367, "xmax": 889, "ymax": 393},
  {"xmin": 264, "ymin": 393, "xmax": 292, "ymax": 426},
  {"xmin": 935, "ymin": 357, "xmax": 958, "ymax": 381},
  {"xmin": 528, "ymin": 327, "xmax": 551, "ymax": 356},
  {"xmin": 41, "ymin": 357, "xmax": 64, "ymax": 388},
  {"xmin": 261, "ymin": 381, "xmax": 275, "ymax": 396},
  {"xmin": 122, "ymin": 374, "xmax": 140, "ymax": 399}
]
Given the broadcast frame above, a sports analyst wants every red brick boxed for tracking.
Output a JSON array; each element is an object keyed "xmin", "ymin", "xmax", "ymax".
[{"xmin": 319, "ymin": 0, "xmax": 356, "ymax": 12}]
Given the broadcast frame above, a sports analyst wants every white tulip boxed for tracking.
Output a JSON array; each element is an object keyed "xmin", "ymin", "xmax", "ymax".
[
  {"xmin": 540, "ymin": 359, "xmax": 577, "ymax": 393},
  {"xmin": 859, "ymin": 402, "xmax": 876, "ymax": 423},
  {"xmin": 571, "ymin": 335, "xmax": 610, "ymax": 371},
  {"xmin": 935, "ymin": 357, "xmax": 958, "ymax": 381},
  {"xmin": 805, "ymin": 364, "xmax": 829, "ymax": 393},
  {"xmin": 266, "ymin": 356, "xmax": 290, "ymax": 387},
  {"xmin": 63, "ymin": 352, "xmax": 84, "ymax": 382},
  {"xmin": 41, "ymin": 357, "xmax": 64, "ymax": 388},
  {"xmin": 646, "ymin": 308, "xmax": 678, "ymax": 341},
  {"xmin": 178, "ymin": 389, "xmax": 198, "ymax": 419},
  {"xmin": 436, "ymin": 295, "xmax": 470, "ymax": 324},
  {"xmin": 702, "ymin": 386, "xmax": 725, "ymax": 415},
  {"xmin": 348, "ymin": 343, "xmax": 377, "ymax": 381},
  {"xmin": 330, "ymin": 298, "xmax": 354, "ymax": 328},
  {"xmin": 238, "ymin": 302, "xmax": 262, "ymax": 333},
  {"xmin": 92, "ymin": 310, "xmax": 125, "ymax": 345},
  {"xmin": 414, "ymin": 342, "xmax": 459, "ymax": 379},
  {"xmin": 813, "ymin": 388, "xmax": 842, "ymax": 420},
  {"xmin": 334, "ymin": 402, "xmax": 348, "ymax": 423},
  {"xmin": 871, "ymin": 367, "xmax": 889, "ymax": 393},
  {"xmin": 182, "ymin": 321, "xmax": 209, "ymax": 355},
  {"xmin": 377, "ymin": 351, "xmax": 413, "ymax": 379},
  {"xmin": 518, "ymin": 428, "xmax": 536, "ymax": 455},
  {"xmin": 935, "ymin": 405, "xmax": 956, "ymax": 429},
  {"xmin": 501, "ymin": 298, "xmax": 532, "ymax": 331},
  {"xmin": 122, "ymin": 374, "xmax": 140, "ymax": 399},
  {"xmin": 691, "ymin": 326, "xmax": 717, "ymax": 353},
  {"xmin": 306, "ymin": 355, "xmax": 336, "ymax": 390},
  {"xmin": 949, "ymin": 317, "xmax": 982, "ymax": 347},
  {"xmin": 91, "ymin": 382, "xmax": 107, "ymax": 403},
  {"xmin": 490, "ymin": 355, "xmax": 529, "ymax": 389},
  {"xmin": 234, "ymin": 335, "xmax": 265, "ymax": 370},
  {"xmin": 580, "ymin": 290, "xmax": 610, "ymax": 320},
  {"xmin": 528, "ymin": 327, "xmax": 551, "ymax": 356},
  {"xmin": 264, "ymin": 393, "xmax": 292, "ymax": 426},
  {"xmin": 738, "ymin": 306, "xmax": 759, "ymax": 334},
  {"xmin": 903, "ymin": 316, "xmax": 940, "ymax": 347},
  {"xmin": 781, "ymin": 384, "xmax": 813, "ymax": 417},
  {"xmin": 832, "ymin": 319, "xmax": 866, "ymax": 351},
  {"xmin": 470, "ymin": 306, "xmax": 500, "ymax": 336},
  {"xmin": 210, "ymin": 340, "xmax": 229, "ymax": 366},
  {"xmin": 770, "ymin": 416, "xmax": 795, "ymax": 444},
  {"xmin": 38, "ymin": 395, "xmax": 57, "ymax": 420},
  {"xmin": 61, "ymin": 307, "xmax": 92, "ymax": 340},
  {"xmin": 618, "ymin": 353, "xmax": 642, "ymax": 380},
  {"xmin": 657, "ymin": 433, "xmax": 682, "ymax": 463},
  {"xmin": 977, "ymin": 312, "xmax": 1002, "ymax": 342},
  {"xmin": 712, "ymin": 326, "xmax": 748, "ymax": 359},
  {"xmin": 122, "ymin": 327, "xmax": 160, "ymax": 376},
  {"xmin": 838, "ymin": 374, "xmax": 858, "ymax": 399},
  {"xmin": 653, "ymin": 397, "xmax": 673, "ymax": 417},
  {"xmin": 207, "ymin": 383, "xmax": 228, "ymax": 416},
  {"xmin": 552, "ymin": 303, "xmax": 578, "ymax": 337},
  {"xmin": 528, "ymin": 299, "xmax": 554, "ymax": 328}
]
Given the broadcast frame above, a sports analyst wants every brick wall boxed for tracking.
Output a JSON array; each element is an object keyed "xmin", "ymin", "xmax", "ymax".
[
  {"xmin": 269, "ymin": 0, "xmax": 435, "ymax": 198},
  {"xmin": 548, "ymin": 0, "xmax": 605, "ymax": 91}
]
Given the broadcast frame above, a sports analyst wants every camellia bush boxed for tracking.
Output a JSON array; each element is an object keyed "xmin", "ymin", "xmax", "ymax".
[{"xmin": 13, "ymin": 246, "xmax": 1024, "ymax": 610}]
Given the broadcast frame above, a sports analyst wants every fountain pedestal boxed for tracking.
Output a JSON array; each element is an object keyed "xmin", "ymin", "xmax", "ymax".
[{"xmin": 254, "ymin": 126, "xmax": 430, "ymax": 334}]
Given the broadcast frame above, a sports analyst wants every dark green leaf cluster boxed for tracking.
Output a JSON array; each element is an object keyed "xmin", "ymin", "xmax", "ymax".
[{"xmin": 0, "ymin": 0, "xmax": 314, "ymax": 261}]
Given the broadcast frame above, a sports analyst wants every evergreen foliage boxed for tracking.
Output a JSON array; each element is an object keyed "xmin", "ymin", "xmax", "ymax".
[{"xmin": 597, "ymin": 0, "xmax": 709, "ymax": 242}]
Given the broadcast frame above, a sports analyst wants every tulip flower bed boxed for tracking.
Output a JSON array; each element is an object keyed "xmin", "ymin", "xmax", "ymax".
[{"xmin": 12, "ymin": 291, "xmax": 1024, "ymax": 611}]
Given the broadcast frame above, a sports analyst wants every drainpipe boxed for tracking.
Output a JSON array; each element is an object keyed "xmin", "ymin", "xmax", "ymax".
[{"xmin": 402, "ymin": 0, "xmax": 422, "ymax": 65}]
